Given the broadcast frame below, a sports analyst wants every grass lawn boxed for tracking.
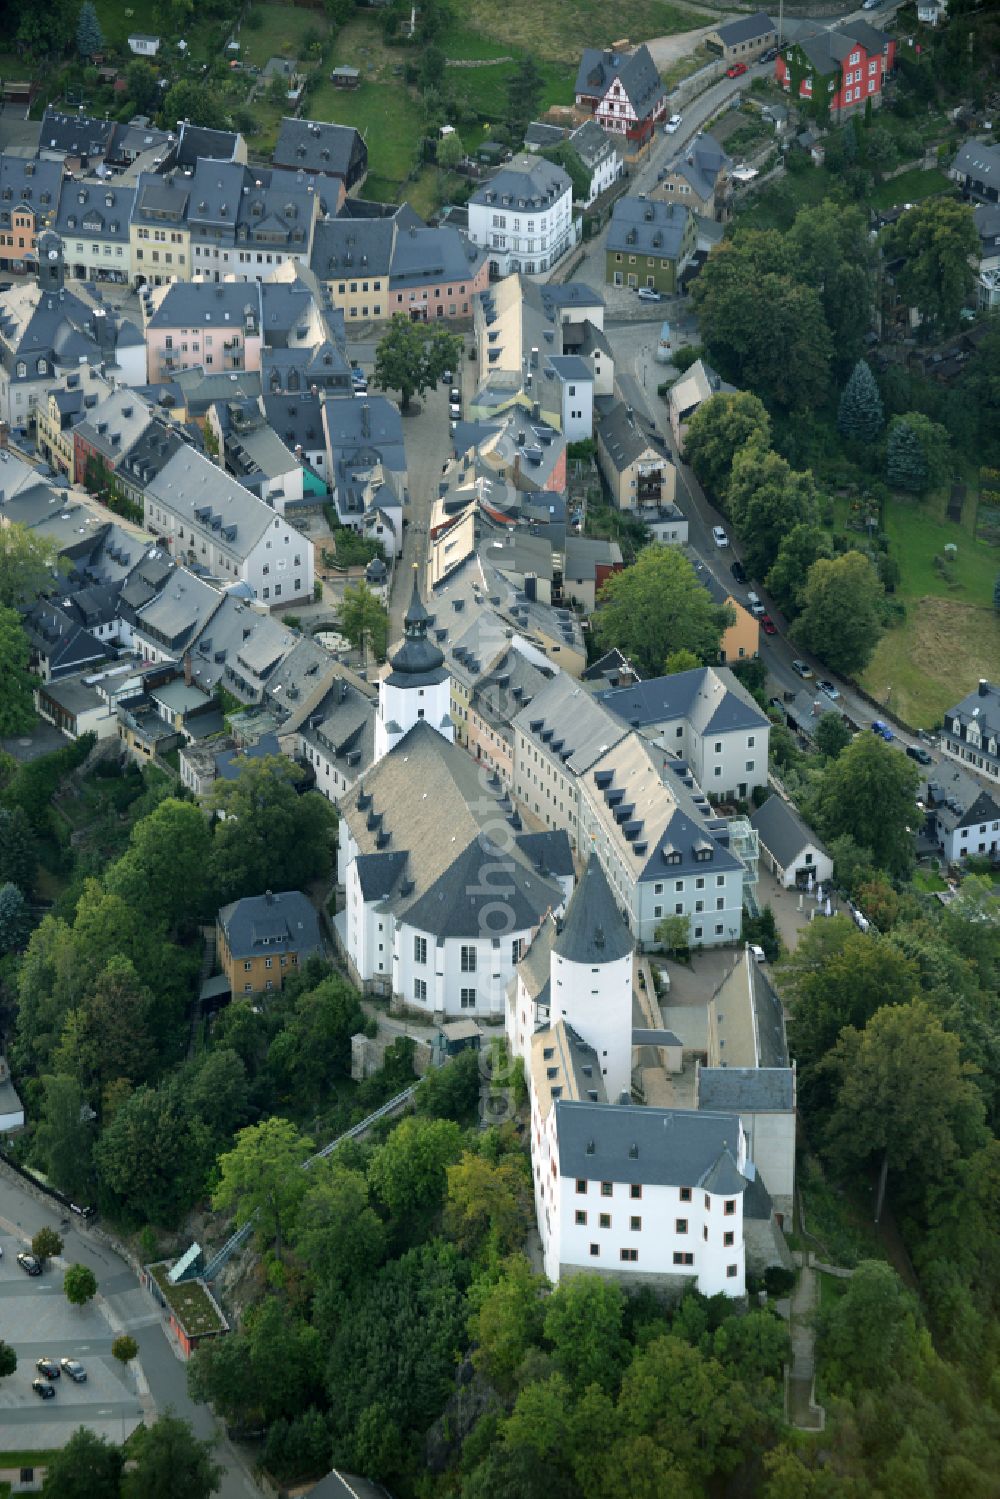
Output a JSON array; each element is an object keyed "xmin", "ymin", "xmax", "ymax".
[
  {"xmin": 447, "ymin": 58, "xmax": 576, "ymax": 119},
  {"xmin": 239, "ymin": 3, "xmax": 330, "ymax": 69},
  {"xmin": 0, "ymin": 1453, "xmax": 59, "ymax": 1469},
  {"xmin": 308, "ymin": 77, "xmax": 426, "ymax": 184},
  {"xmin": 860, "ymin": 599, "xmax": 1000, "ymax": 729},
  {"xmin": 737, "ymin": 165, "xmax": 837, "ymax": 232},
  {"xmin": 869, "ymin": 166, "xmax": 950, "ymax": 210},
  {"xmin": 817, "ymin": 1270, "xmax": 848, "ymax": 1313},
  {"xmin": 461, "ymin": 0, "xmax": 706, "ymax": 61},
  {"xmin": 913, "ymin": 866, "xmax": 948, "ymax": 892},
  {"xmin": 661, "ymin": 42, "xmax": 714, "ymax": 91},
  {"xmin": 436, "ymin": 21, "xmax": 515, "ymax": 61}
]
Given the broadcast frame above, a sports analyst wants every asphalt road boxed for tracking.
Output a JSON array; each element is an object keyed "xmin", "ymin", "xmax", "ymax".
[{"xmin": 0, "ymin": 1173, "xmax": 263, "ymax": 1497}]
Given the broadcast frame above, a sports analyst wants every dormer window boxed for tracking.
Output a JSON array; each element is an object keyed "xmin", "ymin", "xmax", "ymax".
[
  {"xmin": 36, "ymin": 358, "xmax": 47, "ymax": 376},
  {"xmin": 15, "ymin": 361, "xmax": 26, "ymax": 378}
]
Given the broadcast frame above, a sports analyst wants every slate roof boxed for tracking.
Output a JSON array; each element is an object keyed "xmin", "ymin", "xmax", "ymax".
[
  {"xmin": 172, "ymin": 123, "xmax": 242, "ymax": 168},
  {"xmin": 597, "ymin": 401, "xmax": 671, "ymax": 474},
  {"xmin": 563, "ymin": 534, "xmax": 622, "ymax": 584},
  {"xmin": 712, "ymin": 10, "xmax": 776, "ymax": 45},
  {"xmin": 515, "ymin": 672, "xmax": 627, "ymax": 776},
  {"xmin": 974, "ymin": 201, "xmax": 1000, "ymax": 248},
  {"xmin": 525, "ymin": 122, "xmax": 568, "ymax": 149},
  {"xmin": 218, "ymin": 889, "xmax": 323, "ymax": 960},
  {"xmin": 134, "ymin": 568, "xmax": 222, "ymax": 652},
  {"xmin": 553, "ymin": 855, "xmax": 633, "ymax": 965},
  {"xmin": 556, "ymin": 1100, "xmax": 747, "ymax": 1190},
  {"xmin": 607, "ymin": 196, "xmax": 692, "ymax": 259},
  {"xmin": 600, "ymin": 666, "xmax": 769, "ymax": 736},
  {"xmin": 532, "ymin": 1020, "xmax": 607, "ymax": 1114},
  {"xmin": 955, "ymin": 139, "xmax": 1000, "ymax": 189},
  {"xmin": 310, "ymin": 214, "xmax": 395, "ymax": 279},
  {"xmin": 274, "ymin": 117, "xmax": 367, "ymax": 181},
  {"xmin": 471, "ymin": 154, "xmax": 572, "ymax": 211},
  {"xmin": 388, "ymin": 223, "xmax": 485, "ymax": 288},
  {"xmin": 74, "ymin": 388, "xmax": 155, "ymax": 467},
  {"xmin": 666, "ymin": 134, "xmax": 730, "ymax": 202},
  {"xmin": 712, "ymin": 950, "xmax": 788, "ymax": 1070},
  {"xmin": 515, "ymin": 830, "xmax": 575, "ymax": 878},
  {"xmin": 575, "ymin": 44, "xmax": 666, "ymax": 121},
  {"xmin": 0, "ymin": 156, "xmax": 62, "ymax": 229},
  {"xmin": 750, "ymin": 794, "xmax": 829, "ymax": 869},
  {"xmin": 54, "ymin": 179, "xmax": 135, "ymax": 242},
  {"xmin": 515, "ymin": 911, "xmax": 557, "ymax": 1007},
  {"xmin": 948, "ymin": 680, "xmax": 1000, "ymax": 740},
  {"xmin": 569, "ymin": 118, "xmax": 618, "ymax": 171},
  {"xmin": 39, "ymin": 108, "xmax": 115, "ymax": 161},
  {"xmin": 145, "ymin": 446, "xmax": 280, "ymax": 560},
  {"xmin": 342, "ymin": 721, "xmax": 562, "ymax": 938},
  {"xmin": 698, "ymin": 1066, "xmax": 795, "ymax": 1113},
  {"xmin": 306, "ymin": 1470, "xmax": 392, "ymax": 1499},
  {"xmin": 146, "ymin": 280, "xmax": 260, "ymax": 330}
]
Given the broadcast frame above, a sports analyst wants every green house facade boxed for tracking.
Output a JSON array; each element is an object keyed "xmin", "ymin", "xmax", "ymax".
[{"xmin": 605, "ymin": 197, "xmax": 697, "ymax": 294}]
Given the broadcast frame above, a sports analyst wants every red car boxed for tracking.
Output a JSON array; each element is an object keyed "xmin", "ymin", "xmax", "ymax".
[
  {"xmin": 726, "ymin": 62, "xmax": 749, "ymax": 78},
  {"xmin": 760, "ymin": 614, "xmax": 777, "ymax": 635}
]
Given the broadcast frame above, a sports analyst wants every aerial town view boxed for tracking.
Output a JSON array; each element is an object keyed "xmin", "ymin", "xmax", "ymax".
[{"xmin": 0, "ymin": 0, "xmax": 998, "ymax": 1492}]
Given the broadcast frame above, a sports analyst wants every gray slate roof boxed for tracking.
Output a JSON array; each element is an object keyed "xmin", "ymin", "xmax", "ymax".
[
  {"xmin": 516, "ymin": 672, "xmax": 627, "ymax": 776},
  {"xmin": 574, "ymin": 44, "xmax": 665, "ymax": 120},
  {"xmin": 54, "ymin": 179, "xmax": 135, "ymax": 242},
  {"xmin": 39, "ymin": 108, "xmax": 115, "ymax": 160},
  {"xmin": 556, "ymin": 1100, "xmax": 747, "ymax": 1190},
  {"xmin": 712, "ymin": 11, "xmax": 776, "ymax": 45},
  {"xmin": 471, "ymin": 153, "xmax": 571, "ymax": 211},
  {"xmin": 600, "ymin": 666, "xmax": 769, "ymax": 735},
  {"xmin": 597, "ymin": 401, "xmax": 671, "ymax": 474},
  {"xmin": 274, "ymin": 117, "xmax": 367, "ymax": 181},
  {"xmin": 698, "ymin": 1066, "xmax": 795, "ymax": 1113},
  {"xmin": 955, "ymin": 139, "xmax": 1000, "ymax": 188},
  {"xmin": 218, "ymin": 889, "xmax": 322, "ymax": 960},
  {"xmin": 607, "ymin": 196, "xmax": 692, "ymax": 259},
  {"xmin": 750, "ymin": 794, "xmax": 828, "ymax": 868},
  {"xmin": 389, "ymin": 223, "xmax": 485, "ymax": 287},
  {"xmin": 553, "ymin": 855, "xmax": 633, "ymax": 965}
]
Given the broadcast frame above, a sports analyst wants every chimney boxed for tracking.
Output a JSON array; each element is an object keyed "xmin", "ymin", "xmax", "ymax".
[
  {"xmin": 183, "ymin": 651, "xmax": 192, "ymax": 686},
  {"xmin": 979, "ymin": 680, "xmax": 989, "ymax": 697}
]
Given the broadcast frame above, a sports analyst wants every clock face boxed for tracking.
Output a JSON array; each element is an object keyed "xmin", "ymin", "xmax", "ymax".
[{"xmin": 48, "ymin": 250, "xmax": 59, "ymax": 261}]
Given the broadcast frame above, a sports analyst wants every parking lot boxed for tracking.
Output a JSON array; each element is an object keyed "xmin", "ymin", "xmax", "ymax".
[{"xmin": 0, "ymin": 1230, "xmax": 144, "ymax": 1450}]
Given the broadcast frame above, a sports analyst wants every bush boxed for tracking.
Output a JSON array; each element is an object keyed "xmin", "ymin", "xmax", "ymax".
[
  {"xmin": 671, "ymin": 344, "xmax": 703, "ymax": 374},
  {"xmin": 764, "ymin": 1265, "xmax": 796, "ymax": 1297}
]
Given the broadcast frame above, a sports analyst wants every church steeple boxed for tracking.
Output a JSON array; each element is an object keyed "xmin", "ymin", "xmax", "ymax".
[{"xmin": 373, "ymin": 567, "xmax": 453, "ymax": 763}]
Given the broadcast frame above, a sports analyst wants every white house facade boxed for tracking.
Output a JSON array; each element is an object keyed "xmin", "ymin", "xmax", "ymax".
[{"xmin": 468, "ymin": 155, "xmax": 576, "ymax": 278}]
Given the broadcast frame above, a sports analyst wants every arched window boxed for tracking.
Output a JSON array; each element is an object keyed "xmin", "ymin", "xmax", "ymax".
[
  {"xmin": 15, "ymin": 361, "xmax": 26, "ymax": 378},
  {"xmin": 36, "ymin": 358, "xmax": 48, "ymax": 376}
]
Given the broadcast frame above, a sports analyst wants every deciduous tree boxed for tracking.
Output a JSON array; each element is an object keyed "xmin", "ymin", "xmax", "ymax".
[
  {"xmin": 543, "ymin": 1275, "xmax": 626, "ymax": 1392},
  {"xmin": 811, "ymin": 729, "xmax": 920, "ymax": 876},
  {"xmin": 0, "ymin": 606, "xmax": 38, "ymax": 735},
  {"xmin": 890, "ymin": 199, "xmax": 980, "ymax": 334},
  {"xmin": 593, "ymin": 546, "xmax": 734, "ymax": 678},
  {"xmin": 291, "ymin": 1163, "xmax": 387, "ymax": 1292},
  {"xmin": 112, "ymin": 1334, "xmax": 138, "ymax": 1366},
  {"xmin": 368, "ymin": 1114, "xmax": 463, "ymax": 1218},
  {"xmin": 55, "ymin": 956, "xmax": 154, "ymax": 1110},
  {"xmin": 793, "ymin": 551, "xmax": 885, "ymax": 676},
  {"xmin": 765, "ymin": 524, "xmax": 832, "ymax": 618},
  {"xmin": 467, "ymin": 1253, "xmax": 546, "ymax": 1390},
  {"xmin": 373, "ymin": 314, "xmax": 461, "ymax": 411},
  {"xmin": 682, "ymin": 390, "xmax": 772, "ymax": 504},
  {"xmin": 727, "ymin": 443, "xmax": 820, "ymax": 579},
  {"xmin": 0, "ymin": 522, "xmax": 63, "ymax": 608},
  {"xmin": 209, "ymin": 757, "xmax": 336, "ymax": 904},
  {"xmin": 64, "ymin": 1262, "xmax": 98, "ymax": 1306},
  {"xmin": 814, "ymin": 711, "xmax": 852, "ymax": 759},
  {"xmin": 817, "ymin": 1259, "xmax": 924, "ymax": 1395},
  {"xmin": 0, "ymin": 1340, "xmax": 16, "ymax": 1379},
  {"xmin": 213, "ymin": 1117, "xmax": 313, "ymax": 1259},
  {"xmin": 619, "ymin": 1333, "xmax": 759, "ymax": 1480},
  {"xmin": 39, "ymin": 1426, "xmax": 122, "ymax": 1499},
  {"xmin": 0, "ymin": 881, "xmax": 28, "ymax": 953},
  {"xmin": 122, "ymin": 1411, "xmax": 221, "ymax": 1499},
  {"xmin": 31, "ymin": 1226, "xmax": 63, "ymax": 1268},
  {"xmin": 106, "ymin": 798, "xmax": 211, "ymax": 935},
  {"xmin": 339, "ymin": 579, "xmax": 388, "ymax": 663},
  {"xmin": 0, "ymin": 806, "xmax": 36, "ymax": 892},
  {"xmin": 162, "ymin": 81, "xmax": 228, "ymax": 133},
  {"xmin": 444, "ymin": 1150, "xmax": 531, "ymax": 1256}
]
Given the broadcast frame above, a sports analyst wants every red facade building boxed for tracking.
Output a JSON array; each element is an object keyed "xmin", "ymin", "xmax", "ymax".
[{"xmin": 775, "ymin": 20, "xmax": 896, "ymax": 121}]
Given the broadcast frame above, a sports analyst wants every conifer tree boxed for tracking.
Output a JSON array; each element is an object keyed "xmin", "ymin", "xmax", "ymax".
[
  {"xmin": 77, "ymin": 1, "xmax": 104, "ymax": 58},
  {"xmin": 837, "ymin": 359, "xmax": 884, "ymax": 443}
]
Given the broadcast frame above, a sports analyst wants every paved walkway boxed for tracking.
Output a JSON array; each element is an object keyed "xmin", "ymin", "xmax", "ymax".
[{"xmin": 785, "ymin": 1251, "xmax": 825, "ymax": 1431}]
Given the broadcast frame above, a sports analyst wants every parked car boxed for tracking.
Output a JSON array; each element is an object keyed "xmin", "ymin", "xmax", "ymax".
[
  {"xmin": 906, "ymin": 744, "xmax": 933, "ymax": 765},
  {"xmin": 449, "ymin": 401, "xmax": 461, "ymax": 419},
  {"xmin": 16, "ymin": 1252, "xmax": 41, "ymax": 1276},
  {"xmin": 36, "ymin": 1358, "xmax": 60, "ymax": 1380},
  {"xmin": 746, "ymin": 590, "xmax": 765, "ymax": 617},
  {"xmin": 871, "ymin": 719, "xmax": 895, "ymax": 742},
  {"xmin": 665, "ymin": 113, "xmax": 683, "ymax": 133},
  {"xmin": 712, "ymin": 525, "xmax": 729, "ymax": 548},
  {"xmin": 818, "ymin": 679, "xmax": 841, "ymax": 700},
  {"xmin": 791, "ymin": 659, "xmax": 813, "ymax": 679},
  {"xmin": 760, "ymin": 46, "xmax": 779, "ymax": 62},
  {"xmin": 449, "ymin": 387, "xmax": 460, "ymax": 403},
  {"xmin": 760, "ymin": 614, "xmax": 777, "ymax": 635},
  {"xmin": 60, "ymin": 1359, "xmax": 87, "ymax": 1382},
  {"xmin": 726, "ymin": 62, "xmax": 749, "ymax": 78},
  {"xmin": 637, "ymin": 287, "xmax": 663, "ymax": 302},
  {"xmin": 441, "ymin": 368, "xmax": 454, "ymax": 385},
  {"xmin": 32, "ymin": 1379, "xmax": 56, "ymax": 1399},
  {"xmin": 730, "ymin": 559, "xmax": 747, "ymax": 584}
]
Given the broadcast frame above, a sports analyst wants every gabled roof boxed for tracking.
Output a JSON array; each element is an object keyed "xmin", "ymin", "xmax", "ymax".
[
  {"xmin": 597, "ymin": 400, "xmax": 671, "ymax": 473},
  {"xmin": 556, "ymin": 1100, "xmax": 747, "ymax": 1190},
  {"xmin": 711, "ymin": 949, "xmax": 788, "ymax": 1069},
  {"xmin": 39, "ymin": 107, "xmax": 116, "ymax": 160},
  {"xmin": 600, "ymin": 666, "xmax": 769, "ymax": 736},
  {"xmin": 712, "ymin": 10, "xmax": 775, "ymax": 45},
  {"xmin": 274, "ymin": 117, "xmax": 367, "ymax": 180},
  {"xmin": 574, "ymin": 44, "xmax": 666, "ymax": 120},
  {"xmin": 218, "ymin": 889, "xmax": 323, "ymax": 960},
  {"xmin": 514, "ymin": 672, "xmax": 627, "ymax": 776},
  {"xmin": 553, "ymin": 855, "xmax": 633, "ymax": 965},
  {"xmin": 750, "ymin": 794, "xmax": 829, "ymax": 867},
  {"xmin": 954, "ymin": 138, "xmax": 1000, "ymax": 186}
]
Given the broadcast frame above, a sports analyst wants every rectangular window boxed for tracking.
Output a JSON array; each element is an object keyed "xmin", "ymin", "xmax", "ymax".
[
  {"xmin": 599, "ymin": 1213, "xmax": 611, "ymax": 1229},
  {"xmin": 630, "ymin": 1184, "xmax": 642, "ymax": 1200},
  {"xmin": 676, "ymin": 1219, "xmax": 688, "ymax": 1234},
  {"xmin": 679, "ymin": 1187, "xmax": 691, "ymax": 1202},
  {"xmin": 630, "ymin": 1216, "xmax": 641, "ymax": 1231},
  {"xmin": 575, "ymin": 1210, "xmax": 587, "ymax": 1225},
  {"xmin": 620, "ymin": 1248, "xmax": 638, "ymax": 1263},
  {"xmin": 460, "ymin": 988, "xmax": 477, "ymax": 1008},
  {"xmin": 414, "ymin": 978, "xmax": 427, "ymax": 1002},
  {"xmin": 576, "ymin": 1179, "xmax": 588, "ymax": 1194},
  {"xmin": 460, "ymin": 945, "xmax": 477, "ymax": 972},
  {"xmin": 601, "ymin": 1182, "xmax": 613, "ymax": 1197},
  {"xmin": 673, "ymin": 1251, "xmax": 694, "ymax": 1266},
  {"xmin": 724, "ymin": 1199, "xmax": 736, "ymax": 1215},
  {"xmin": 727, "ymin": 1264, "xmax": 738, "ymax": 1278},
  {"xmin": 724, "ymin": 1231, "xmax": 735, "ymax": 1247},
  {"xmin": 243, "ymin": 960, "xmax": 252, "ymax": 971},
  {"xmin": 590, "ymin": 1243, "xmax": 600, "ymax": 1257},
  {"xmin": 413, "ymin": 935, "xmax": 427, "ymax": 964}
]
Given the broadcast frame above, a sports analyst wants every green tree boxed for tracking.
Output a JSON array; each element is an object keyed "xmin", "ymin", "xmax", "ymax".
[
  {"xmin": 543, "ymin": 1275, "xmax": 626, "ymax": 1392},
  {"xmin": 890, "ymin": 199, "xmax": 980, "ymax": 334},
  {"xmin": 765, "ymin": 523, "xmax": 832, "ymax": 619},
  {"xmin": 339, "ymin": 579, "xmax": 389, "ymax": 663},
  {"xmin": 64, "ymin": 1262, "xmax": 98, "ymax": 1306},
  {"xmin": 778, "ymin": 917, "xmax": 919, "ymax": 1072},
  {"xmin": 682, "ymin": 390, "xmax": 771, "ymax": 504},
  {"xmin": 55, "ymin": 957, "xmax": 154, "ymax": 1112},
  {"xmin": 814, "ymin": 711, "xmax": 852, "ymax": 759},
  {"xmin": 665, "ymin": 648, "xmax": 701, "ymax": 675},
  {"xmin": 106, "ymin": 799, "xmax": 211, "ymax": 935},
  {"xmin": 162, "ymin": 81, "xmax": 228, "ymax": 132},
  {"xmin": 467, "ymin": 1253, "xmax": 546, "ymax": 1390},
  {"xmin": 213, "ymin": 1117, "xmax": 313, "ymax": 1258},
  {"xmin": 0, "ymin": 881, "xmax": 28, "ymax": 952},
  {"xmin": 0, "ymin": 806, "xmax": 36, "ymax": 891},
  {"xmin": 126, "ymin": 60, "xmax": 159, "ymax": 113},
  {"xmin": 122, "ymin": 1411, "xmax": 222, "ymax": 1499},
  {"xmin": 0, "ymin": 606, "xmax": 38, "ymax": 735},
  {"xmin": 444, "ymin": 1150, "xmax": 531, "ymax": 1256},
  {"xmin": 821, "ymin": 1000, "xmax": 986, "ymax": 1217},
  {"xmin": 368, "ymin": 1114, "xmax": 463, "ymax": 1218},
  {"xmin": 35, "ymin": 1073, "xmax": 94, "ymax": 1202},
  {"xmin": 112, "ymin": 1334, "xmax": 139, "ymax": 1366},
  {"xmin": 291, "ymin": 1163, "xmax": 387, "ymax": 1292},
  {"xmin": 505, "ymin": 54, "xmax": 544, "ymax": 141},
  {"xmin": 812, "ymin": 729, "xmax": 920, "ymax": 876},
  {"xmin": 0, "ymin": 1340, "xmax": 16, "ymax": 1379},
  {"xmin": 727, "ymin": 442, "xmax": 820, "ymax": 578},
  {"xmin": 794, "ymin": 550, "xmax": 885, "ymax": 676},
  {"xmin": 373, "ymin": 313, "xmax": 461, "ymax": 411},
  {"xmin": 31, "ymin": 1226, "xmax": 63, "ymax": 1268},
  {"xmin": 593, "ymin": 546, "xmax": 734, "ymax": 678},
  {"xmin": 40, "ymin": 1427, "xmax": 122, "ymax": 1499},
  {"xmin": 0, "ymin": 523, "xmax": 65, "ymax": 606},
  {"xmin": 209, "ymin": 757, "xmax": 336, "ymax": 904},
  {"xmin": 437, "ymin": 130, "xmax": 464, "ymax": 170},
  {"xmin": 817, "ymin": 1259, "xmax": 924, "ymax": 1395},
  {"xmin": 182, "ymin": 1049, "xmax": 250, "ymax": 1144},
  {"xmin": 76, "ymin": 0, "xmax": 103, "ymax": 56},
  {"xmin": 654, "ymin": 912, "xmax": 690, "ymax": 956},
  {"xmin": 837, "ymin": 358, "xmax": 884, "ymax": 442},
  {"xmin": 886, "ymin": 411, "xmax": 951, "ymax": 493},
  {"xmin": 94, "ymin": 1078, "xmax": 211, "ymax": 1227},
  {"xmin": 786, "ymin": 201, "xmax": 875, "ymax": 374}
]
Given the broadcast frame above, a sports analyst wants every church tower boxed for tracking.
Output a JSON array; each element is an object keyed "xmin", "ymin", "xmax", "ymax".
[
  {"xmin": 36, "ymin": 231, "xmax": 65, "ymax": 295},
  {"xmin": 374, "ymin": 568, "xmax": 454, "ymax": 762},
  {"xmin": 551, "ymin": 856, "xmax": 635, "ymax": 1102}
]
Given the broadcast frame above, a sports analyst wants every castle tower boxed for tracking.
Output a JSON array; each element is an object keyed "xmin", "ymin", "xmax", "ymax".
[
  {"xmin": 551, "ymin": 856, "xmax": 635, "ymax": 1101},
  {"xmin": 374, "ymin": 568, "xmax": 453, "ymax": 762}
]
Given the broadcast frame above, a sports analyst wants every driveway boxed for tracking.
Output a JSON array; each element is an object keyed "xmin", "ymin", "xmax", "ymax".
[{"xmin": 0, "ymin": 1171, "xmax": 264, "ymax": 1497}]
